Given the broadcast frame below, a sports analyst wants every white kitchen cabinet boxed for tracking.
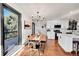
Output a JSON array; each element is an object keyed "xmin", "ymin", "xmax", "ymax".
[
  {"xmin": 58, "ymin": 34, "xmax": 73, "ymax": 52},
  {"xmin": 47, "ymin": 30, "xmax": 55, "ymax": 39}
]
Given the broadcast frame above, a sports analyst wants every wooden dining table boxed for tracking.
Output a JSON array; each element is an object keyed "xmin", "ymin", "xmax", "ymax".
[
  {"xmin": 27, "ymin": 34, "xmax": 47, "ymax": 52},
  {"xmin": 27, "ymin": 34, "xmax": 47, "ymax": 42}
]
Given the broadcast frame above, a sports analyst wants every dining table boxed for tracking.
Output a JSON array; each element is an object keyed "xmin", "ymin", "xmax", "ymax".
[
  {"xmin": 27, "ymin": 34, "xmax": 47, "ymax": 42},
  {"xmin": 27, "ymin": 34, "xmax": 47, "ymax": 52}
]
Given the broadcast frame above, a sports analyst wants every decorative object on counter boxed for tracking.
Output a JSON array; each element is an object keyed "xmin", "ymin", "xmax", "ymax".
[{"xmin": 66, "ymin": 32, "xmax": 72, "ymax": 34}]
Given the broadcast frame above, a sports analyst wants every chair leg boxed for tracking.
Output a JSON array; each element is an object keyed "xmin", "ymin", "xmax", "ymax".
[
  {"xmin": 38, "ymin": 49, "xmax": 40, "ymax": 56},
  {"xmin": 76, "ymin": 43, "xmax": 78, "ymax": 56}
]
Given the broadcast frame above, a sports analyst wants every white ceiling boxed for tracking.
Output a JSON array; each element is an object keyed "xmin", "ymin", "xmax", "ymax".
[{"xmin": 8, "ymin": 3, "xmax": 79, "ymax": 20}]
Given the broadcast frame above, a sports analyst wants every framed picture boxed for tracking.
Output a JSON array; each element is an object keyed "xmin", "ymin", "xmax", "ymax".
[
  {"xmin": 1, "ymin": 3, "xmax": 22, "ymax": 56},
  {"xmin": 24, "ymin": 20, "xmax": 32, "ymax": 29}
]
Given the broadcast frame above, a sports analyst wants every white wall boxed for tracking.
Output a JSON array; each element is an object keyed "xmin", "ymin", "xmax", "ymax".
[
  {"xmin": 47, "ymin": 20, "xmax": 68, "ymax": 29},
  {"xmin": 7, "ymin": 4, "xmax": 32, "ymax": 44},
  {"xmin": 7, "ymin": 3, "xmax": 79, "ymax": 43},
  {"xmin": 46, "ymin": 19, "xmax": 69, "ymax": 39},
  {"xmin": 35, "ymin": 21, "xmax": 46, "ymax": 35}
]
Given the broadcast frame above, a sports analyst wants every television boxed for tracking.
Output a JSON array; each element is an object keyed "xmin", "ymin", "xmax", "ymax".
[{"xmin": 54, "ymin": 25, "xmax": 61, "ymax": 28}]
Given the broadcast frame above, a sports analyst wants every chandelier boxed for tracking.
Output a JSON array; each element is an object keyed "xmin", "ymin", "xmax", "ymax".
[{"xmin": 32, "ymin": 11, "xmax": 45, "ymax": 22}]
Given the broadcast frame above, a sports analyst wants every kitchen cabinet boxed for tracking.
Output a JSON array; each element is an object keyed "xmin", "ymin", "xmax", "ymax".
[{"xmin": 47, "ymin": 29, "xmax": 55, "ymax": 39}]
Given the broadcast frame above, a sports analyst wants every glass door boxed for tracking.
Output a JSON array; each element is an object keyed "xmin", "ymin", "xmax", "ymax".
[{"xmin": 1, "ymin": 4, "xmax": 22, "ymax": 56}]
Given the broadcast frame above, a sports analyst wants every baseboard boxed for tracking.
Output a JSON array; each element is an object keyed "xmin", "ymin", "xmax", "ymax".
[{"xmin": 10, "ymin": 45, "xmax": 24, "ymax": 56}]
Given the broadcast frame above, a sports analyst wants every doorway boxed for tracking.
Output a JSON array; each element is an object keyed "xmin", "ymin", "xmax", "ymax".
[{"xmin": 32, "ymin": 22, "xmax": 35, "ymax": 35}]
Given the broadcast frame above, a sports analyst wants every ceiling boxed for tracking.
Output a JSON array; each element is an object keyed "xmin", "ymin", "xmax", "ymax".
[{"xmin": 8, "ymin": 3, "xmax": 79, "ymax": 20}]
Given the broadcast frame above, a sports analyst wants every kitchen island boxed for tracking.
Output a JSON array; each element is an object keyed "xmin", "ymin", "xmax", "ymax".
[{"xmin": 57, "ymin": 33, "xmax": 79, "ymax": 52}]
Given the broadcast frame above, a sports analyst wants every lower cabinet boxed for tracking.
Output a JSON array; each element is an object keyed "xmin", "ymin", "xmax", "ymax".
[
  {"xmin": 58, "ymin": 34, "xmax": 73, "ymax": 52},
  {"xmin": 47, "ymin": 31, "xmax": 55, "ymax": 39}
]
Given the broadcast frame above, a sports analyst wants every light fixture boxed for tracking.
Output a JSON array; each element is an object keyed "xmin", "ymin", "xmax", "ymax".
[{"xmin": 32, "ymin": 11, "xmax": 45, "ymax": 22}]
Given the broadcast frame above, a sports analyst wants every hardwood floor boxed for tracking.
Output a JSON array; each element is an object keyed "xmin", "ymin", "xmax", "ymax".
[
  {"xmin": 16, "ymin": 39, "xmax": 73, "ymax": 56},
  {"xmin": 44, "ymin": 39, "xmax": 72, "ymax": 56}
]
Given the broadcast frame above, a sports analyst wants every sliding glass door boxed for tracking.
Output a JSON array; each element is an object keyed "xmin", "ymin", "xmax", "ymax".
[{"xmin": 1, "ymin": 4, "xmax": 22, "ymax": 56}]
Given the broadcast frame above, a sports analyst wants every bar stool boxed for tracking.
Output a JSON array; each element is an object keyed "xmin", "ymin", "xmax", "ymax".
[
  {"xmin": 77, "ymin": 42, "xmax": 79, "ymax": 55},
  {"xmin": 73, "ymin": 38, "xmax": 79, "ymax": 56}
]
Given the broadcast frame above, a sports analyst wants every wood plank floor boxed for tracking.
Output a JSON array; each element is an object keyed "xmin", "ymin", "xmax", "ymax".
[
  {"xmin": 16, "ymin": 39, "xmax": 73, "ymax": 56},
  {"xmin": 44, "ymin": 39, "xmax": 72, "ymax": 56}
]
